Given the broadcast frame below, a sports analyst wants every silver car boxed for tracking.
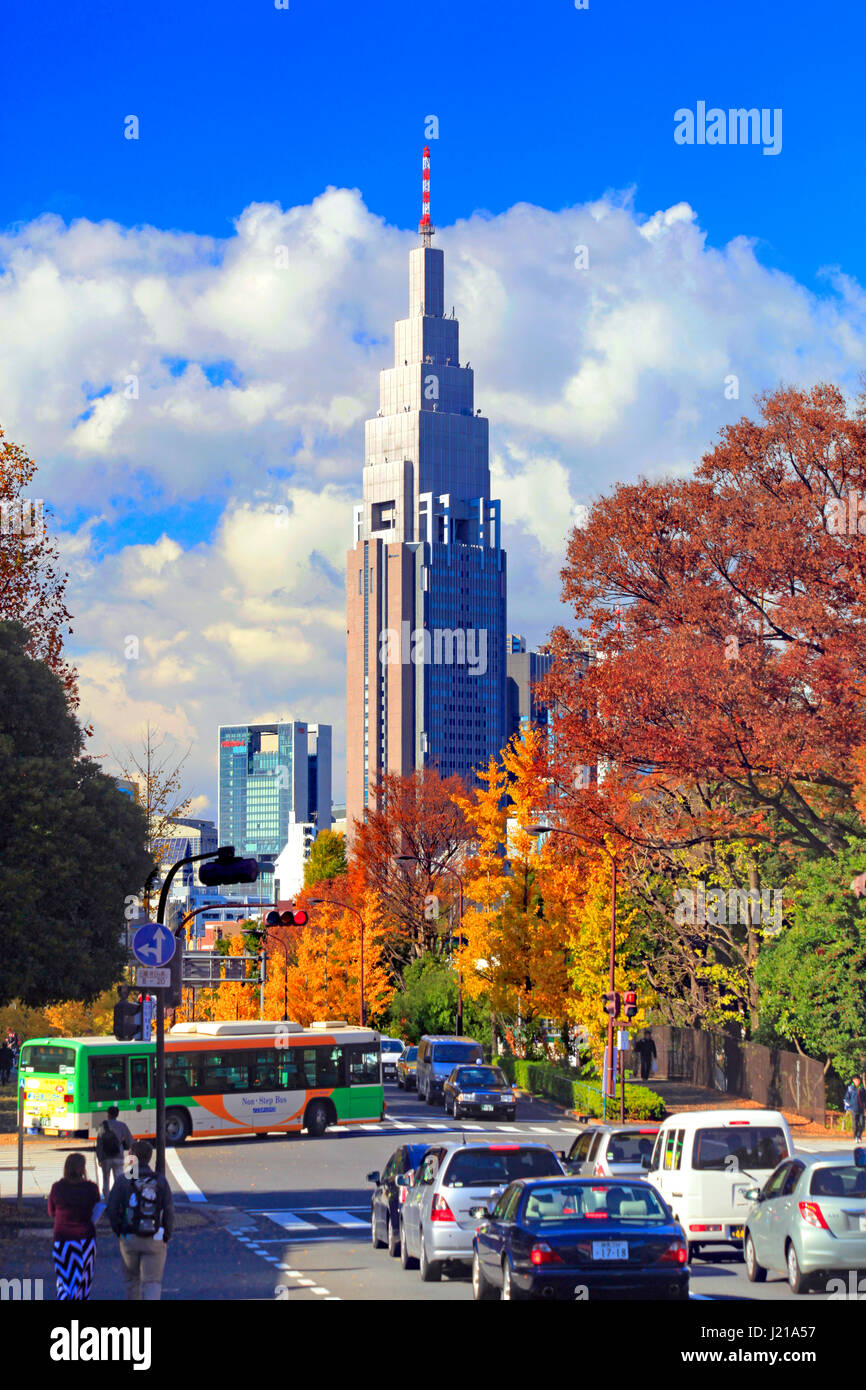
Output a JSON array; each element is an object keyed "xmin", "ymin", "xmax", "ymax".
[
  {"xmin": 744, "ymin": 1150, "xmax": 866, "ymax": 1294},
  {"xmin": 398, "ymin": 1141, "xmax": 565, "ymax": 1282},
  {"xmin": 562, "ymin": 1123, "xmax": 661, "ymax": 1179}
]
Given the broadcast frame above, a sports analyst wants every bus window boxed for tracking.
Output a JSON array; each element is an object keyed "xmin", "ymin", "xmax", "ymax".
[
  {"xmin": 89, "ymin": 1055, "xmax": 128, "ymax": 1102},
  {"xmin": 200, "ymin": 1052, "xmax": 250, "ymax": 1093},
  {"xmin": 347, "ymin": 1045, "xmax": 379, "ymax": 1085},
  {"xmin": 166, "ymin": 1052, "xmax": 200, "ymax": 1096},
  {"xmin": 251, "ymin": 1051, "xmax": 280, "ymax": 1089},
  {"xmin": 316, "ymin": 1047, "xmax": 342, "ymax": 1088},
  {"xmin": 130, "ymin": 1056, "xmax": 149, "ymax": 1100}
]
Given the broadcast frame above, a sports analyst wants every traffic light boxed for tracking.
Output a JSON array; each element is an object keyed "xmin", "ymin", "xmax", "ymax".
[
  {"xmin": 113, "ymin": 988, "xmax": 141, "ymax": 1041},
  {"xmin": 624, "ymin": 989, "xmax": 639, "ymax": 1020},
  {"xmin": 198, "ymin": 847, "xmax": 259, "ymax": 887},
  {"xmin": 602, "ymin": 991, "xmax": 621, "ymax": 1019},
  {"xmin": 264, "ymin": 908, "xmax": 308, "ymax": 928}
]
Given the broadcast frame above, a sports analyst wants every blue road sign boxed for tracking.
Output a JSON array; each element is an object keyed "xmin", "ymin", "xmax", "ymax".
[{"xmin": 132, "ymin": 921, "xmax": 176, "ymax": 967}]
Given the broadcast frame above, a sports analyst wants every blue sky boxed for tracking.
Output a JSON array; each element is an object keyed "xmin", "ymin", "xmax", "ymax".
[
  {"xmin": 3, "ymin": 0, "xmax": 863, "ymax": 288},
  {"xmin": 2, "ymin": 0, "xmax": 863, "ymax": 809}
]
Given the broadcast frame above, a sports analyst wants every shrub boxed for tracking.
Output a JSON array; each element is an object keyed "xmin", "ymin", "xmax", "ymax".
[{"xmin": 498, "ymin": 1057, "xmax": 665, "ymax": 1120}]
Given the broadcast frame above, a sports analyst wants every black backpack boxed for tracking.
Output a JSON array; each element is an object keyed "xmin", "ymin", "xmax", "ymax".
[
  {"xmin": 100, "ymin": 1123, "xmax": 122, "ymax": 1159},
  {"xmin": 122, "ymin": 1174, "xmax": 163, "ymax": 1237}
]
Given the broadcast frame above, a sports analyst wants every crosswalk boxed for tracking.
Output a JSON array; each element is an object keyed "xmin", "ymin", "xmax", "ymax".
[
  {"xmin": 339, "ymin": 1115, "xmax": 578, "ymax": 1138},
  {"xmin": 236, "ymin": 1205, "xmax": 373, "ymax": 1244}
]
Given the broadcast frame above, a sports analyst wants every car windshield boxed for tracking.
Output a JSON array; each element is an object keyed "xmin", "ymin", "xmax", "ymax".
[
  {"xmin": 603, "ymin": 1131, "xmax": 658, "ymax": 1164},
  {"xmin": 403, "ymin": 1047, "xmax": 418, "ymax": 1061},
  {"xmin": 692, "ymin": 1126, "xmax": 788, "ymax": 1172},
  {"xmin": 443, "ymin": 1147, "xmax": 561, "ymax": 1187},
  {"xmin": 454, "ymin": 1067, "xmax": 506, "ymax": 1087},
  {"xmin": 434, "ymin": 1044, "xmax": 483, "ymax": 1064},
  {"xmin": 809, "ymin": 1165, "xmax": 866, "ymax": 1198},
  {"xmin": 522, "ymin": 1183, "xmax": 668, "ymax": 1224},
  {"xmin": 382, "ymin": 1041, "xmax": 403, "ymax": 1054}
]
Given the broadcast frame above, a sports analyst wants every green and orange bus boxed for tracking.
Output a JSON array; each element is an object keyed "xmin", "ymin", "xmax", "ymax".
[{"xmin": 19, "ymin": 1020, "xmax": 384, "ymax": 1144}]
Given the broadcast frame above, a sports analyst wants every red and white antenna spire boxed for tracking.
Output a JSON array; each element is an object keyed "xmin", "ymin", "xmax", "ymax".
[{"xmin": 419, "ymin": 145, "xmax": 435, "ymax": 246}]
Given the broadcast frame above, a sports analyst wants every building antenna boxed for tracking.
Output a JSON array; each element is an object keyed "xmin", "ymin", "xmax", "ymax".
[{"xmin": 419, "ymin": 145, "xmax": 435, "ymax": 247}]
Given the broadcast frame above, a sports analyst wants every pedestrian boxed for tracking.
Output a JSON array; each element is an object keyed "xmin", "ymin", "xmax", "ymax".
[
  {"xmin": 0, "ymin": 1041, "xmax": 12, "ymax": 1085},
  {"xmin": 96, "ymin": 1109, "xmax": 130, "ymax": 1197},
  {"xmin": 844, "ymin": 1076, "xmax": 865, "ymax": 1142},
  {"xmin": 107, "ymin": 1139, "xmax": 174, "ymax": 1301},
  {"xmin": 47, "ymin": 1152, "xmax": 103, "ymax": 1300},
  {"xmin": 633, "ymin": 1031, "xmax": 657, "ymax": 1082}
]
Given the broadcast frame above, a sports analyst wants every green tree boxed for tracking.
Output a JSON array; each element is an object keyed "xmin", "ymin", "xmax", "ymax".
[
  {"xmin": 303, "ymin": 829, "xmax": 348, "ymax": 888},
  {"xmin": 385, "ymin": 954, "xmax": 492, "ymax": 1049},
  {"xmin": 755, "ymin": 833, "xmax": 866, "ymax": 1077},
  {"xmin": 0, "ymin": 621, "xmax": 153, "ymax": 1007}
]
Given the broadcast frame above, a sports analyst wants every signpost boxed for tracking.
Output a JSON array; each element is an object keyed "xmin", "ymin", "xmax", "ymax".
[
  {"xmin": 132, "ymin": 922, "xmax": 176, "ymax": 968},
  {"xmin": 136, "ymin": 967, "xmax": 171, "ymax": 989}
]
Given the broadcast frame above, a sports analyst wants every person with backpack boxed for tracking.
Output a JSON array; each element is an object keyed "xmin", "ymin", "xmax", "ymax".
[
  {"xmin": 96, "ymin": 1106, "xmax": 133, "ymax": 1197},
  {"xmin": 845, "ymin": 1076, "xmax": 866, "ymax": 1142},
  {"xmin": 106, "ymin": 1139, "xmax": 174, "ymax": 1300}
]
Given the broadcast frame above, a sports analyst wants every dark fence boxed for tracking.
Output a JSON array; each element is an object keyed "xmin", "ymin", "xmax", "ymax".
[{"xmin": 645, "ymin": 1026, "xmax": 826, "ymax": 1124}]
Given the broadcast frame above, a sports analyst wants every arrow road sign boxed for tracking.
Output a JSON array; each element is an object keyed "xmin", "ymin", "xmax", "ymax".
[{"xmin": 132, "ymin": 922, "xmax": 176, "ymax": 968}]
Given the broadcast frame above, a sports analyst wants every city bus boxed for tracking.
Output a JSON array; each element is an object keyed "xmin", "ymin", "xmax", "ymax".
[{"xmin": 18, "ymin": 1020, "xmax": 384, "ymax": 1144}]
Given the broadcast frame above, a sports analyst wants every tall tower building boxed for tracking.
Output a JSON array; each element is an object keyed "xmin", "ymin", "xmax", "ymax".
[{"xmin": 346, "ymin": 148, "xmax": 507, "ymax": 829}]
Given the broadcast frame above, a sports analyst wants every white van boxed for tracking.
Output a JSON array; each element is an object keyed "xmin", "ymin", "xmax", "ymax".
[{"xmin": 645, "ymin": 1109, "xmax": 794, "ymax": 1260}]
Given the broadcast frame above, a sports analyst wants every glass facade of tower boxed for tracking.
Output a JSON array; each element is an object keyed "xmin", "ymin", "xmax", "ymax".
[{"xmin": 218, "ymin": 722, "xmax": 332, "ymax": 893}]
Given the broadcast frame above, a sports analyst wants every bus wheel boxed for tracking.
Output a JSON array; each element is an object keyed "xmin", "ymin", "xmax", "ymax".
[
  {"xmin": 304, "ymin": 1100, "xmax": 333, "ymax": 1137},
  {"xmin": 165, "ymin": 1109, "xmax": 190, "ymax": 1146}
]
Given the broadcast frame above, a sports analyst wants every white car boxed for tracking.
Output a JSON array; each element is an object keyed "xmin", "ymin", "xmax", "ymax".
[
  {"xmin": 645, "ymin": 1109, "xmax": 794, "ymax": 1261},
  {"xmin": 380, "ymin": 1037, "xmax": 405, "ymax": 1081}
]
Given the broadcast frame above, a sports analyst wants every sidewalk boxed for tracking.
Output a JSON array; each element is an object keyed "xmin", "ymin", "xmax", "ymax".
[
  {"xmin": 630, "ymin": 1078, "xmax": 849, "ymax": 1141},
  {"xmin": 0, "ymin": 1134, "xmax": 96, "ymax": 1202}
]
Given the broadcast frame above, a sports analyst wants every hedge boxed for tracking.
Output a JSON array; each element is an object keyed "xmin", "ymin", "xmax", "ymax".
[{"xmin": 499, "ymin": 1057, "xmax": 666, "ymax": 1120}]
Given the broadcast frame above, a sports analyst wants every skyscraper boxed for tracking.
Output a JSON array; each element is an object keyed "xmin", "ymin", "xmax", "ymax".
[
  {"xmin": 346, "ymin": 148, "xmax": 507, "ymax": 828},
  {"xmin": 218, "ymin": 721, "xmax": 332, "ymax": 895}
]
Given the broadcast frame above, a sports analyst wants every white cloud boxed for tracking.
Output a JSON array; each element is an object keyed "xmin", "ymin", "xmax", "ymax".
[{"xmin": 3, "ymin": 186, "xmax": 864, "ymax": 811}]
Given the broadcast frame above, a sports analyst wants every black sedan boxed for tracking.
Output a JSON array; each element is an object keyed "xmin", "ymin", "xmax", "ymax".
[
  {"xmin": 367, "ymin": 1143, "xmax": 430, "ymax": 1258},
  {"xmin": 471, "ymin": 1177, "xmax": 689, "ymax": 1301},
  {"xmin": 442, "ymin": 1065, "xmax": 517, "ymax": 1121}
]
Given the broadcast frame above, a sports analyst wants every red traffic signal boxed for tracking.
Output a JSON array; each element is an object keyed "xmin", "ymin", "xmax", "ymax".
[
  {"xmin": 624, "ymin": 989, "xmax": 638, "ymax": 1020},
  {"xmin": 602, "ymin": 991, "xmax": 621, "ymax": 1019},
  {"xmin": 264, "ymin": 908, "xmax": 308, "ymax": 928}
]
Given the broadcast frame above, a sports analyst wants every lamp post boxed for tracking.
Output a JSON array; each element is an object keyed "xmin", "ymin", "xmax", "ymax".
[
  {"xmin": 397, "ymin": 856, "xmax": 465, "ymax": 1037},
  {"xmin": 528, "ymin": 823, "xmax": 619, "ymax": 1105},
  {"xmin": 309, "ymin": 899, "xmax": 367, "ymax": 1027}
]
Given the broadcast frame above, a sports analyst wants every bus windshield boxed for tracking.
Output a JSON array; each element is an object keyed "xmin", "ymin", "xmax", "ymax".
[{"xmin": 19, "ymin": 1044, "xmax": 76, "ymax": 1075}]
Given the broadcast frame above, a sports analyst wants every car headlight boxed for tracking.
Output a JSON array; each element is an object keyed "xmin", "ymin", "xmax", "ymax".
[
  {"xmin": 459, "ymin": 1092, "xmax": 475, "ymax": 1102},
  {"xmin": 501, "ymin": 1092, "xmax": 514, "ymax": 1102}
]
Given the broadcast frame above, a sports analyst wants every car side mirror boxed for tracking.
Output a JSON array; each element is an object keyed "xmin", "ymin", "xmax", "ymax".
[
  {"xmin": 468, "ymin": 1205, "xmax": 489, "ymax": 1219},
  {"xmin": 745, "ymin": 1187, "xmax": 762, "ymax": 1202},
  {"xmin": 366, "ymin": 1171, "xmax": 380, "ymax": 1185},
  {"xmin": 641, "ymin": 1155, "xmax": 651, "ymax": 1169},
  {"xmin": 557, "ymin": 1151, "xmax": 566, "ymax": 1161},
  {"xmin": 395, "ymin": 1173, "xmax": 409, "ymax": 1188}
]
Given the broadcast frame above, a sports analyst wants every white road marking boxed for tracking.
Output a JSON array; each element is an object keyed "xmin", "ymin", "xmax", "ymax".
[
  {"xmin": 459, "ymin": 1124, "xmax": 484, "ymax": 1131},
  {"xmin": 165, "ymin": 1147, "xmax": 206, "ymax": 1202},
  {"xmin": 310, "ymin": 1287, "xmax": 331, "ymax": 1295},
  {"xmin": 295, "ymin": 1278, "xmax": 316, "ymax": 1286},
  {"xmin": 528, "ymin": 1126, "xmax": 558, "ymax": 1134},
  {"xmin": 357, "ymin": 1123, "xmax": 383, "ymax": 1130},
  {"xmin": 424, "ymin": 1123, "xmax": 450, "ymax": 1130},
  {"xmin": 326, "ymin": 1210, "xmax": 370, "ymax": 1228},
  {"xmin": 388, "ymin": 1121, "xmax": 417, "ymax": 1130},
  {"xmin": 259, "ymin": 1210, "xmax": 317, "ymax": 1231}
]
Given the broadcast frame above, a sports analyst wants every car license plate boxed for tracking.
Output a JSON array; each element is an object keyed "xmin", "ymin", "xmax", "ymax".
[
  {"xmin": 592, "ymin": 1241, "xmax": 628, "ymax": 1260},
  {"xmin": 481, "ymin": 1104, "xmax": 493, "ymax": 1112},
  {"xmin": 729, "ymin": 1226, "xmax": 745, "ymax": 1240}
]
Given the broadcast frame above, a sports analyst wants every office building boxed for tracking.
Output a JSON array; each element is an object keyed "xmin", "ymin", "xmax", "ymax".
[{"xmin": 346, "ymin": 147, "xmax": 507, "ymax": 829}]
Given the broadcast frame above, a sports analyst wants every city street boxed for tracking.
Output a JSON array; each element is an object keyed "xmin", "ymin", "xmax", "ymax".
[{"xmin": 154, "ymin": 1086, "xmax": 855, "ymax": 1303}]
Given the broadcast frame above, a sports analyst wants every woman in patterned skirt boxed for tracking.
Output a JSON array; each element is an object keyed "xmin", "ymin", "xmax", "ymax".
[{"xmin": 47, "ymin": 1152, "xmax": 101, "ymax": 1299}]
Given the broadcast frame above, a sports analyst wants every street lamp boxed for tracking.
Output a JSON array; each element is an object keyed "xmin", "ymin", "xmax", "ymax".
[
  {"xmin": 397, "ymin": 856, "xmax": 465, "ymax": 1037},
  {"xmin": 528, "ymin": 823, "xmax": 620, "ymax": 1106},
  {"xmin": 309, "ymin": 899, "xmax": 367, "ymax": 1027}
]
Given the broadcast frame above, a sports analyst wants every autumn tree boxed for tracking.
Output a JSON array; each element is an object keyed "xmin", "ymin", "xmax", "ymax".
[
  {"xmin": 276, "ymin": 890, "xmax": 393, "ymax": 1026},
  {"xmin": 544, "ymin": 383, "xmax": 866, "ymax": 1027},
  {"xmin": 352, "ymin": 769, "xmax": 471, "ymax": 978},
  {"xmin": 0, "ymin": 424, "xmax": 77, "ymax": 706}
]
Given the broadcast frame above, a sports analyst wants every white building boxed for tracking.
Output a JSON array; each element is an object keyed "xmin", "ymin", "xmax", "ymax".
[{"xmin": 272, "ymin": 818, "xmax": 318, "ymax": 901}]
